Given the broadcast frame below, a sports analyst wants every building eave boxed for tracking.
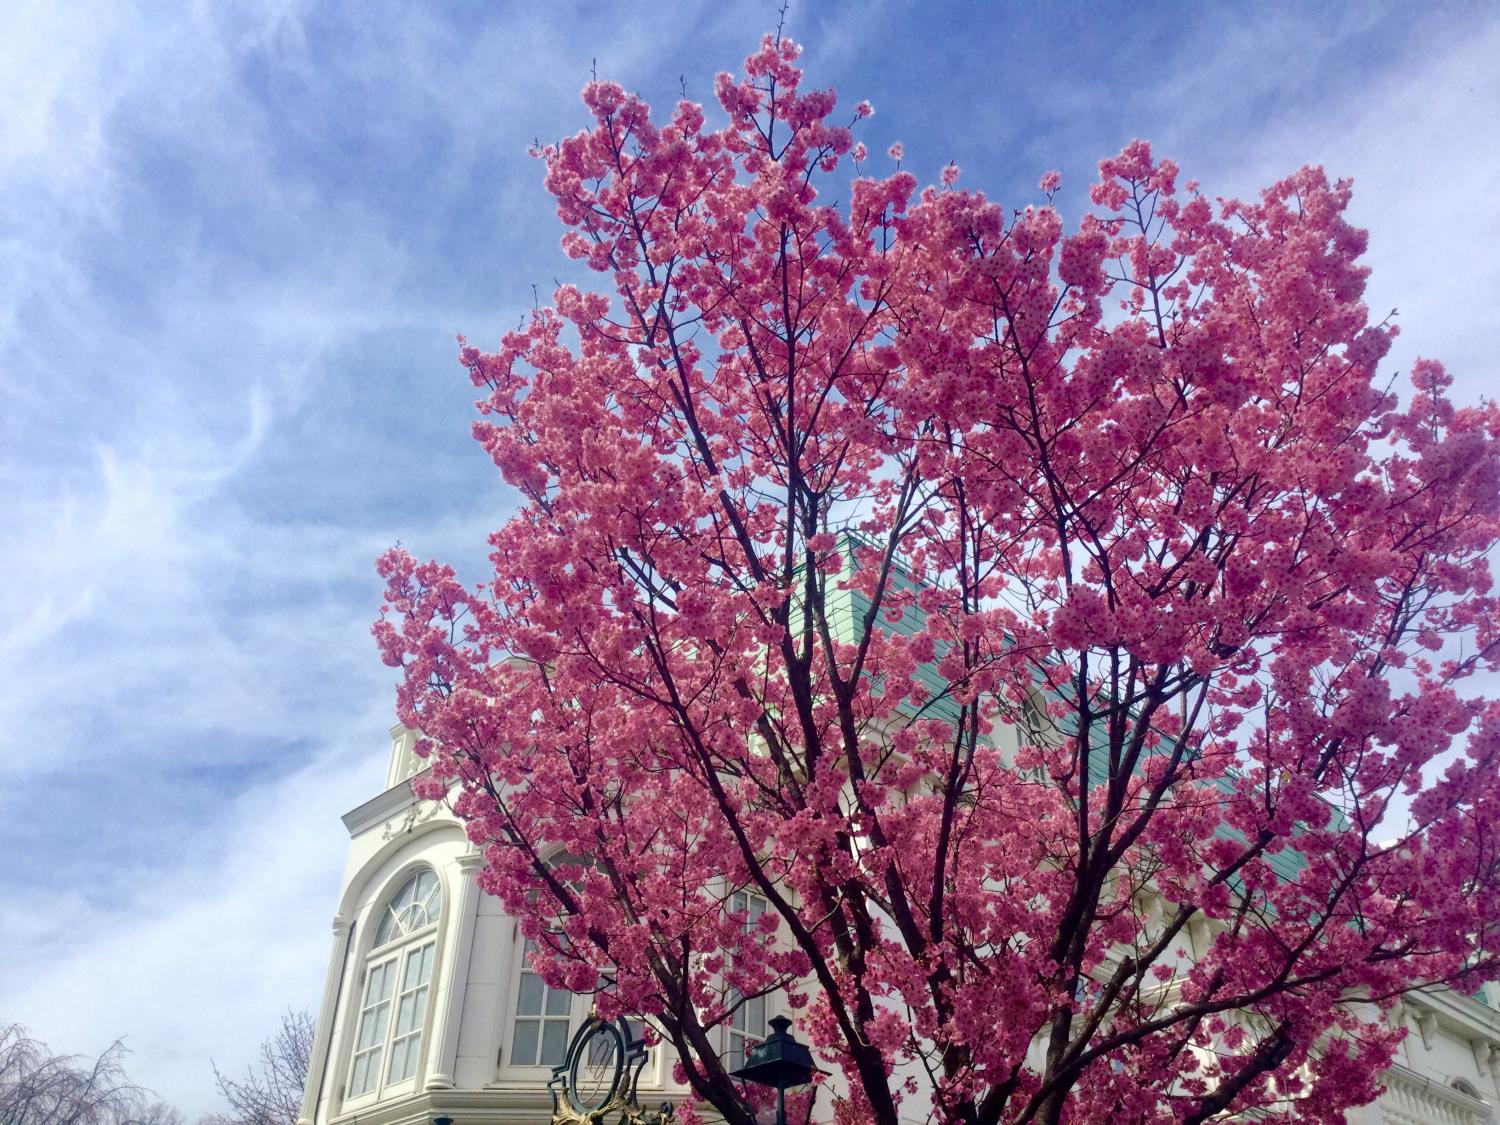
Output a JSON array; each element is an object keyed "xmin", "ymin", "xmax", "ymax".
[{"xmin": 341, "ymin": 769, "xmax": 433, "ymax": 838}]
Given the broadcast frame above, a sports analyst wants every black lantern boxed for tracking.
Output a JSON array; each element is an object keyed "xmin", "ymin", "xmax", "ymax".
[{"xmin": 729, "ymin": 1016, "xmax": 820, "ymax": 1125}]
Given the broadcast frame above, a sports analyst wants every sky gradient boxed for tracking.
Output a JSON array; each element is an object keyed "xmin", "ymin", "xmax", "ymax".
[{"xmin": 3, "ymin": 1, "xmax": 1497, "ymax": 1115}]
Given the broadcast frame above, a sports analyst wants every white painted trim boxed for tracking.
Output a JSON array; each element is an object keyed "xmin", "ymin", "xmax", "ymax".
[
  {"xmin": 299, "ymin": 914, "xmax": 354, "ymax": 1125},
  {"xmin": 331, "ymin": 860, "xmax": 453, "ymax": 1117},
  {"xmin": 426, "ymin": 852, "xmax": 484, "ymax": 1089}
]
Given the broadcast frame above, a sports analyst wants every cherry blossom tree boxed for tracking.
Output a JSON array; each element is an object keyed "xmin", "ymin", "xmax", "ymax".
[{"xmin": 374, "ymin": 34, "xmax": 1500, "ymax": 1125}]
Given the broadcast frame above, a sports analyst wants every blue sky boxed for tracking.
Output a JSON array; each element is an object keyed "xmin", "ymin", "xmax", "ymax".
[{"xmin": 2, "ymin": 0, "xmax": 1497, "ymax": 1115}]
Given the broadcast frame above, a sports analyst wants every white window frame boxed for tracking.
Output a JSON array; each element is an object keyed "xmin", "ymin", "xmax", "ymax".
[
  {"xmin": 497, "ymin": 855, "xmax": 660, "ymax": 1086},
  {"xmin": 503, "ymin": 932, "xmax": 589, "ymax": 1071},
  {"xmin": 500, "ymin": 852, "xmax": 602, "ymax": 1076},
  {"xmin": 724, "ymin": 890, "xmax": 772, "ymax": 1070},
  {"xmin": 343, "ymin": 867, "xmax": 442, "ymax": 1107},
  {"xmin": 499, "ymin": 936, "xmax": 659, "ymax": 1087}
]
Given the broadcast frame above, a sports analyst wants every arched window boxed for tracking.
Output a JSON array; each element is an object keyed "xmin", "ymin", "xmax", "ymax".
[
  {"xmin": 1451, "ymin": 1077, "xmax": 1483, "ymax": 1100},
  {"xmin": 347, "ymin": 868, "xmax": 442, "ymax": 1101}
]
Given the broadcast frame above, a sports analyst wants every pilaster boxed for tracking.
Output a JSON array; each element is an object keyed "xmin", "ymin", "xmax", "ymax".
[
  {"xmin": 298, "ymin": 914, "xmax": 355, "ymax": 1125},
  {"xmin": 425, "ymin": 851, "xmax": 485, "ymax": 1090}
]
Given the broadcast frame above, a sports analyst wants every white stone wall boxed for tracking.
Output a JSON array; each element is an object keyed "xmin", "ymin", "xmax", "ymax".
[{"xmin": 300, "ymin": 730, "xmax": 1500, "ymax": 1125}]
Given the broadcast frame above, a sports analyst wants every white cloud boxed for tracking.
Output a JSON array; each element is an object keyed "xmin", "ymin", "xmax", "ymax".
[
  {"xmin": 0, "ymin": 2, "xmax": 445, "ymax": 1110},
  {"xmin": 1174, "ymin": 13, "xmax": 1500, "ymax": 405},
  {"xmin": 0, "ymin": 730, "xmax": 380, "ymax": 1116},
  {"xmin": 1, "ymin": 2, "xmax": 1494, "ymax": 1118},
  {"xmin": 0, "ymin": 1, "xmax": 635, "ymax": 1107}
]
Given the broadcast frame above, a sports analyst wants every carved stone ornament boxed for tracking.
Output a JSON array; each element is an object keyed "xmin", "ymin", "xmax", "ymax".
[
  {"xmin": 548, "ymin": 1014, "xmax": 674, "ymax": 1124},
  {"xmin": 381, "ymin": 799, "xmax": 440, "ymax": 840}
]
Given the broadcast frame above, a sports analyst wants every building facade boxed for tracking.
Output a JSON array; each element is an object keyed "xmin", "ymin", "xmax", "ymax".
[{"xmin": 298, "ymin": 725, "xmax": 1500, "ymax": 1125}]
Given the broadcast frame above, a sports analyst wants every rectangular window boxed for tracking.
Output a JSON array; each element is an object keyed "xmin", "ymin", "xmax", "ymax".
[
  {"xmin": 511, "ymin": 939, "xmax": 573, "ymax": 1067},
  {"xmin": 349, "ymin": 958, "xmax": 396, "ymax": 1096},
  {"xmin": 726, "ymin": 892, "xmax": 769, "ymax": 1069},
  {"xmin": 385, "ymin": 941, "xmax": 435, "ymax": 1083}
]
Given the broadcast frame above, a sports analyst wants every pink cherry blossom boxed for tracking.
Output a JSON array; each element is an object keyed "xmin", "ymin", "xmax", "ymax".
[{"xmin": 375, "ymin": 34, "xmax": 1500, "ymax": 1125}]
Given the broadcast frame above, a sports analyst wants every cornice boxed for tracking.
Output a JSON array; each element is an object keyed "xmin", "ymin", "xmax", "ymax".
[
  {"xmin": 341, "ymin": 770, "xmax": 441, "ymax": 838},
  {"xmin": 1406, "ymin": 987, "xmax": 1500, "ymax": 1045},
  {"xmin": 326, "ymin": 1088, "xmax": 565, "ymax": 1125}
]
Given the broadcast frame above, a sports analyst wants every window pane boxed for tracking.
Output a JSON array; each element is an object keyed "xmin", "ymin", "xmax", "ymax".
[
  {"xmin": 356, "ymin": 1008, "xmax": 380, "ymax": 1050},
  {"xmin": 544, "ymin": 982, "xmax": 571, "ymax": 1016},
  {"xmin": 404, "ymin": 944, "xmax": 434, "ymax": 990},
  {"xmin": 411, "ymin": 986, "xmax": 430, "ymax": 1032},
  {"xmin": 387, "ymin": 1035, "xmax": 418, "ymax": 1084},
  {"xmin": 374, "ymin": 910, "xmax": 399, "ymax": 946},
  {"xmin": 386, "ymin": 1039, "xmax": 406, "ymax": 1084},
  {"xmin": 363, "ymin": 1002, "xmax": 390, "ymax": 1049},
  {"xmin": 540, "ymin": 1020, "xmax": 570, "ymax": 1067},
  {"xmin": 356, "ymin": 964, "xmax": 394, "ymax": 1051},
  {"xmin": 723, "ymin": 894, "xmax": 771, "ymax": 1070},
  {"xmin": 367, "ymin": 961, "xmax": 395, "ymax": 1004},
  {"xmin": 349, "ymin": 1050, "xmax": 376, "ymax": 1096},
  {"xmin": 375, "ymin": 870, "xmax": 443, "ymax": 946},
  {"xmin": 416, "ymin": 871, "xmax": 439, "ymax": 924},
  {"xmin": 516, "ymin": 973, "xmax": 544, "ymax": 1015},
  {"xmin": 511, "ymin": 1019, "xmax": 539, "ymax": 1066},
  {"xmin": 394, "ymin": 992, "xmax": 419, "ymax": 1038},
  {"xmin": 392, "ymin": 876, "xmax": 416, "ymax": 913}
]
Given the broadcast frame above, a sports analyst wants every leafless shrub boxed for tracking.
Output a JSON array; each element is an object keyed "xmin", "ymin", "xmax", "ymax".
[
  {"xmin": 201, "ymin": 1011, "xmax": 313, "ymax": 1125},
  {"xmin": 0, "ymin": 1022, "xmax": 182, "ymax": 1125}
]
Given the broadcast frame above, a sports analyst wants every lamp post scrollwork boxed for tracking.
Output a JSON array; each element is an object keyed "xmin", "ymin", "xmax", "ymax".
[{"xmin": 548, "ymin": 1013, "xmax": 674, "ymax": 1125}]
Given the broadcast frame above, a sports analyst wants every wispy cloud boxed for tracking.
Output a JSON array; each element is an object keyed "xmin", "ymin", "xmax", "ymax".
[
  {"xmin": 0, "ymin": 1, "xmax": 771, "ymax": 1111},
  {"xmin": 0, "ymin": 1, "xmax": 1494, "ymax": 1116},
  {"xmin": 1202, "ymin": 15, "xmax": 1500, "ymax": 403},
  {"xmin": 0, "ymin": 730, "xmax": 380, "ymax": 1099}
]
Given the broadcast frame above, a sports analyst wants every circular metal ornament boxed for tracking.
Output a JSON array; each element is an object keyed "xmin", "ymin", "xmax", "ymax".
[
  {"xmin": 567, "ymin": 1018, "xmax": 626, "ymax": 1113},
  {"xmin": 548, "ymin": 1014, "xmax": 671, "ymax": 1124}
]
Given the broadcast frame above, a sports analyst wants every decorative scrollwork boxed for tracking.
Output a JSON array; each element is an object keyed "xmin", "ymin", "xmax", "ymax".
[
  {"xmin": 548, "ymin": 1014, "xmax": 674, "ymax": 1124},
  {"xmin": 380, "ymin": 799, "xmax": 440, "ymax": 840}
]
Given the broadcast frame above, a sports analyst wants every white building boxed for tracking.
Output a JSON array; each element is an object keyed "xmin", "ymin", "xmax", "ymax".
[{"xmin": 298, "ymin": 725, "xmax": 1500, "ymax": 1125}]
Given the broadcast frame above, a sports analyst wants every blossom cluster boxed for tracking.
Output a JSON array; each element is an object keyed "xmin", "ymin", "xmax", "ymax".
[{"xmin": 374, "ymin": 33, "xmax": 1500, "ymax": 1125}]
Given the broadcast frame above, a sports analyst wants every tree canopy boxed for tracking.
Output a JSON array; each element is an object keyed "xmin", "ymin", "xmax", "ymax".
[{"xmin": 375, "ymin": 34, "xmax": 1500, "ymax": 1125}]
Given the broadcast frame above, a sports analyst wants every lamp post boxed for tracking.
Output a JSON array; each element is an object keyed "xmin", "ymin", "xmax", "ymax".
[{"xmin": 729, "ymin": 1016, "xmax": 819, "ymax": 1125}]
